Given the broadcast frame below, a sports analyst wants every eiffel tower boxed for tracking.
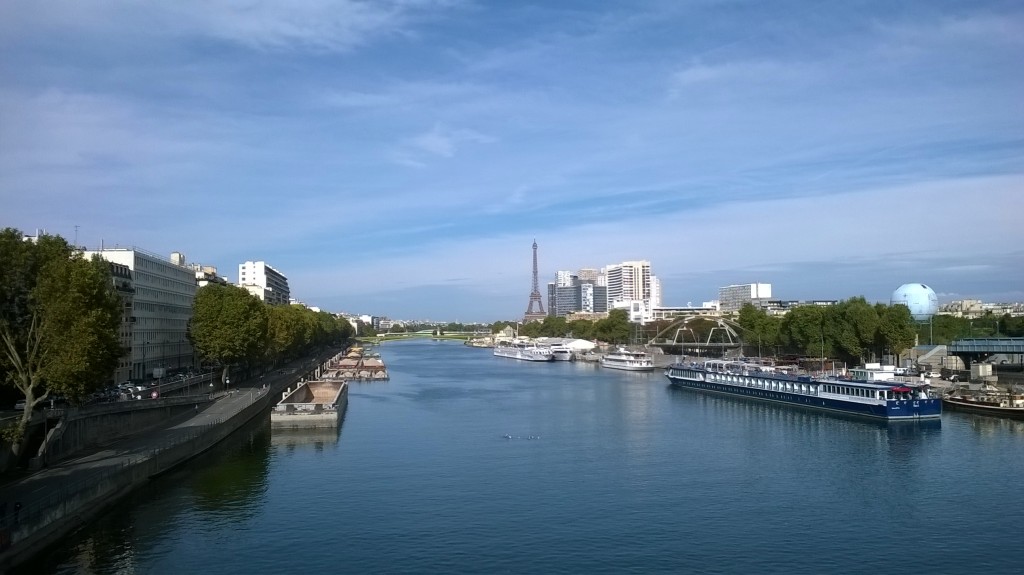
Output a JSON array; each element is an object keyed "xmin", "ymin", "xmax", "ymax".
[{"xmin": 523, "ymin": 239, "xmax": 547, "ymax": 322}]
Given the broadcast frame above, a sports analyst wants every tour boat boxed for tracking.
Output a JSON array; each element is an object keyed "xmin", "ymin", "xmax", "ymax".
[
  {"xmin": 664, "ymin": 359, "xmax": 941, "ymax": 420},
  {"xmin": 600, "ymin": 348, "xmax": 655, "ymax": 372},
  {"xmin": 493, "ymin": 341, "xmax": 555, "ymax": 362}
]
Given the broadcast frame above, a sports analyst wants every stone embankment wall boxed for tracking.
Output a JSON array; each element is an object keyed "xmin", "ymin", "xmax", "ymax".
[
  {"xmin": 0, "ymin": 349, "xmax": 341, "ymax": 572},
  {"xmin": 39, "ymin": 397, "xmax": 214, "ymax": 466}
]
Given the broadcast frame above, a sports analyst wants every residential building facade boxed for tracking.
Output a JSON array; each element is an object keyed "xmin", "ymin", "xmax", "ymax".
[
  {"xmin": 84, "ymin": 247, "xmax": 196, "ymax": 380},
  {"xmin": 718, "ymin": 283, "xmax": 772, "ymax": 314},
  {"xmin": 238, "ymin": 260, "xmax": 291, "ymax": 306}
]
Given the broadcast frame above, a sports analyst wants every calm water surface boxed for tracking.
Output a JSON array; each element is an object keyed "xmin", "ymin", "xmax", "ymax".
[{"xmin": 22, "ymin": 340, "xmax": 1024, "ymax": 574}]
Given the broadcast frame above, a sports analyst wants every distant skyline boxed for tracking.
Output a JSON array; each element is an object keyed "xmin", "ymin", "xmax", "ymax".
[{"xmin": 2, "ymin": 1, "xmax": 1022, "ymax": 321}]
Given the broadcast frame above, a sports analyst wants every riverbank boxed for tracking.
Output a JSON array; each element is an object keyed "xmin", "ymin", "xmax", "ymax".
[{"xmin": 0, "ymin": 348, "xmax": 345, "ymax": 572}]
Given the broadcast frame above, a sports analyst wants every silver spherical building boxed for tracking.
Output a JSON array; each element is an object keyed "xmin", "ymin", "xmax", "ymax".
[{"xmin": 891, "ymin": 283, "xmax": 938, "ymax": 321}]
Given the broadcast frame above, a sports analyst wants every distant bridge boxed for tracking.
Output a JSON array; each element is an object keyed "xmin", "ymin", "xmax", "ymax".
[
  {"xmin": 947, "ymin": 337, "xmax": 1024, "ymax": 366},
  {"xmin": 647, "ymin": 317, "xmax": 742, "ymax": 356}
]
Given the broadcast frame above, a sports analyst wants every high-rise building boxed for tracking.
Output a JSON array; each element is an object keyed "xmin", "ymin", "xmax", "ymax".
[
  {"xmin": 718, "ymin": 283, "xmax": 772, "ymax": 313},
  {"xmin": 577, "ymin": 268, "xmax": 599, "ymax": 283},
  {"xmin": 548, "ymin": 275, "xmax": 608, "ymax": 318},
  {"xmin": 555, "ymin": 270, "xmax": 576, "ymax": 287},
  {"xmin": 83, "ymin": 247, "xmax": 196, "ymax": 380},
  {"xmin": 238, "ymin": 261, "xmax": 291, "ymax": 306},
  {"xmin": 604, "ymin": 260, "xmax": 652, "ymax": 312}
]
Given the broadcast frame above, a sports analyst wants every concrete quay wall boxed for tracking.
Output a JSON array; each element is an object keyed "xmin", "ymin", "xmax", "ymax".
[
  {"xmin": 0, "ymin": 349, "xmax": 342, "ymax": 573},
  {"xmin": 39, "ymin": 396, "xmax": 215, "ymax": 467}
]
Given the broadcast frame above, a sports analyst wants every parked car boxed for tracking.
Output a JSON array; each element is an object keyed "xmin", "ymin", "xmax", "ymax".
[{"xmin": 14, "ymin": 399, "xmax": 26, "ymax": 411}]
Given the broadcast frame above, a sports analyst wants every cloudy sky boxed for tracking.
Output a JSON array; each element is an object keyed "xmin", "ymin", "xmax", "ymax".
[{"xmin": 2, "ymin": 0, "xmax": 1022, "ymax": 321}]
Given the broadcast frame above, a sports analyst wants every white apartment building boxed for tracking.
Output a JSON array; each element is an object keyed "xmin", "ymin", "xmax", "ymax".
[
  {"xmin": 238, "ymin": 261, "xmax": 291, "ymax": 306},
  {"xmin": 604, "ymin": 260, "xmax": 653, "ymax": 319},
  {"xmin": 84, "ymin": 247, "xmax": 196, "ymax": 380},
  {"xmin": 555, "ymin": 270, "xmax": 576, "ymax": 287},
  {"xmin": 718, "ymin": 283, "xmax": 772, "ymax": 313}
]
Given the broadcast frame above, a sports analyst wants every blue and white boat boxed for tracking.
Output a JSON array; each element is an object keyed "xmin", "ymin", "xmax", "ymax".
[{"xmin": 664, "ymin": 359, "xmax": 941, "ymax": 420}]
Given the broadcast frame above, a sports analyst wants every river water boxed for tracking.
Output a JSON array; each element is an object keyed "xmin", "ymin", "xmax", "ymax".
[{"xmin": 19, "ymin": 339, "xmax": 1024, "ymax": 574}]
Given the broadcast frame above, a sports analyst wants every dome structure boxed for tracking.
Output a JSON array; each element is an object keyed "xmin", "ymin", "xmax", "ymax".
[{"xmin": 891, "ymin": 283, "xmax": 938, "ymax": 321}]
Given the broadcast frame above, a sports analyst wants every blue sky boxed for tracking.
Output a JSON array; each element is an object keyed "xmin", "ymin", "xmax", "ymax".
[{"xmin": 2, "ymin": 1, "xmax": 1022, "ymax": 322}]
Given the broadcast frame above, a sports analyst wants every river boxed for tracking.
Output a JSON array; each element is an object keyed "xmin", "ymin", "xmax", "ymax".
[{"xmin": 18, "ymin": 339, "xmax": 1024, "ymax": 574}]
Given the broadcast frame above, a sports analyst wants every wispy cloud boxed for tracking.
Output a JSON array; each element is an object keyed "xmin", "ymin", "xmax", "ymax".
[
  {"xmin": 2, "ymin": 0, "xmax": 1021, "ymax": 319},
  {"xmin": 398, "ymin": 123, "xmax": 495, "ymax": 162},
  {"xmin": 0, "ymin": 0, "xmax": 462, "ymax": 53}
]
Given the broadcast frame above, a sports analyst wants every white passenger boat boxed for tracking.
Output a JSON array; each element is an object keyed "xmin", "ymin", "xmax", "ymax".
[
  {"xmin": 599, "ymin": 348, "xmax": 655, "ymax": 372},
  {"xmin": 494, "ymin": 341, "xmax": 555, "ymax": 362},
  {"xmin": 543, "ymin": 344, "xmax": 574, "ymax": 361}
]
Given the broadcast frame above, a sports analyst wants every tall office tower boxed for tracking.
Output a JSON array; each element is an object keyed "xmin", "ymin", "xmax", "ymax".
[
  {"xmin": 239, "ymin": 261, "xmax": 291, "ymax": 306},
  {"xmin": 84, "ymin": 247, "xmax": 197, "ymax": 380},
  {"xmin": 718, "ymin": 283, "xmax": 772, "ymax": 313}
]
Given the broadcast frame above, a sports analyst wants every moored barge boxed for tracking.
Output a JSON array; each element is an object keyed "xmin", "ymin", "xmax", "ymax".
[
  {"xmin": 943, "ymin": 392, "xmax": 1024, "ymax": 419},
  {"xmin": 271, "ymin": 379, "xmax": 349, "ymax": 428},
  {"xmin": 665, "ymin": 360, "xmax": 941, "ymax": 420}
]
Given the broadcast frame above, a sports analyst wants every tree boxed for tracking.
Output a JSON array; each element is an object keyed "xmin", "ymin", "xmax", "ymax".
[
  {"xmin": 539, "ymin": 315, "xmax": 568, "ymax": 338},
  {"xmin": 0, "ymin": 228, "xmax": 122, "ymax": 455},
  {"xmin": 594, "ymin": 309, "xmax": 631, "ymax": 344},
  {"xmin": 568, "ymin": 319, "xmax": 595, "ymax": 341},
  {"xmin": 829, "ymin": 297, "xmax": 879, "ymax": 365},
  {"xmin": 779, "ymin": 305, "xmax": 826, "ymax": 357},
  {"xmin": 876, "ymin": 303, "xmax": 916, "ymax": 359},
  {"xmin": 190, "ymin": 284, "xmax": 268, "ymax": 387},
  {"xmin": 358, "ymin": 321, "xmax": 377, "ymax": 337},
  {"xmin": 737, "ymin": 304, "xmax": 781, "ymax": 356},
  {"xmin": 266, "ymin": 305, "xmax": 304, "ymax": 362}
]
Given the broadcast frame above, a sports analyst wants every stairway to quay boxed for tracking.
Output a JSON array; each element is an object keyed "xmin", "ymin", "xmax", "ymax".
[{"xmin": 0, "ymin": 348, "xmax": 346, "ymax": 572}]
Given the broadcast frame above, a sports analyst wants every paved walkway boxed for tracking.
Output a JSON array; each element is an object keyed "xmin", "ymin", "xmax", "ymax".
[{"xmin": 0, "ymin": 355, "xmax": 326, "ymax": 532}]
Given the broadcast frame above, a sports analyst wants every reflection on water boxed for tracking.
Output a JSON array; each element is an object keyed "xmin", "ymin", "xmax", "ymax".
[
  {"xmin": 953, "ymin": 412, "xmax": 1024, "ymax": 436},
  {"xmin": 15, "ymin": 415, "xmax": 274, "ymax": 575},
  {"xmin": 270, "ymin": 407, "xmax": 346, "ymax": 452},
  {"xmin": 20, "ymin": 340, "xmax": 1024, "ymax": 575}
]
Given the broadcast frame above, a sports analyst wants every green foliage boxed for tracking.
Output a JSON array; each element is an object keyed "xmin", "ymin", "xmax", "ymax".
[
  {"xmin": 778, "ymin": 305, "xmax": 826, "ymax": 357},
  {"xmin": 830, "ymin": 297, "xmax": 879, "ymax": 363},
  {"xmin": 876, "ymin": 303, "xmax": 916, "ymax": 357},
  {"xmin": 0, "ymin": 228, "xmax": 122, "ymax": 450},
  {"xmin": 518, "ymin": 321, "xmax": 542, "ymax": 338},
  {"xmin": 736, "ymin": 304, "xmax": 781, "ymax": 354},
  {"xmin": 358, "ymin": 321, "xmax": 377, "ymax": 337},
  {"xmin": 594, "ymin": 309, "xmax": 631, "ymax": 344},
  {"xmin": 538, "ymin": 315, "xmax": 569, "ymax": 337},
  {"xmin": 568, "ymin": 319, "xmax": 595, "ymax": 340},
  {"xmin": 190, "ymin": 284, "xmax": 269, "ymax": 380},
  {"xmin": 35, "ymin": 252, "xmax": 123, "ymax": 400}
]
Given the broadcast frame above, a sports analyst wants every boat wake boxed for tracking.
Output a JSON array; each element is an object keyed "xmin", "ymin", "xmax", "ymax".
[{"xmin": 502, "ymin": 434, "xmax": 541, "ymax": 440}]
